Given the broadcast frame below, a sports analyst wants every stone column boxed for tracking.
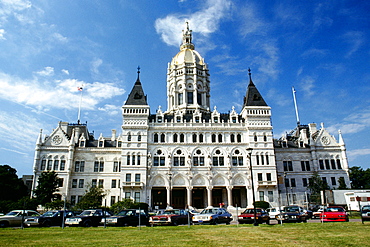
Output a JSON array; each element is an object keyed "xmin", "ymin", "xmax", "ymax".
[
  {"xmin": 227, "ymin": 186, "xmax": 233, "ymax": 207},
  {"xmin": 166, "ymin": 186, "xmax": 171, "ymax": 208},
  {"xmin": 187, "ymin": 186, "xmax": 193, "ymax": 207},
  {"xmin": 207, "ymin": 186, "xmax": 213, "ymax": 207}
]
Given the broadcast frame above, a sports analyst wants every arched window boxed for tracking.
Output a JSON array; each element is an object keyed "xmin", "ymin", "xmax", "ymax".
[
  {"xmin": 154, "ymin": 133, "xmax": 158, "ymax": 143},
  {"xmin": 199, "ymin": 134, "xmax": 204, "ymax": 143},
  {"xmin": 193, "ymin": 149, "xmax": 205, "ymax": 166},
  {"xmin": 173, "ymin": 149, "xmax": 185, "ymax": 166},
  {"xmin": 218, "ymin": 134, "xmax": 223, "ymax": 143},
  {"xmin": 212, "ymin": 134, "xmax": 216, "ymax": 143},
  {"xmin": 192, "ymin": 133, "xmax": 197, "ymax": 143},
  {"xmin": 212, "ymin": 149, "xmax": 224, "ymax": 166},
  {"xmin": 237, "ymin": 134, "xmax": 242, "ymax": 143},
  {"xmin": 180, "ymin": 133, "xmax": 185, "ymax": 143},
  {"xmin": 160, "ymin": 133, "xmax": 165, "ymax": 143},
  {"xmin": 153, "ymin": 149, "xmax": 165, "ymax": 166},
  {"xmin": 230, "ymin": 134, "xmax": 235, "ymax": 143},
  {"xmin": 231, "ymin": 149, "xmax": 243, "ymax": 166},
  {"xmin": 173, "ymin": 133, "xmax": 178, "ymax": 143}
]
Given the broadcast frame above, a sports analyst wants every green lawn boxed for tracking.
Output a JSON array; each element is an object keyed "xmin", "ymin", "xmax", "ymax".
[{"xmin": 1, "ymin": 222, "xmax": 369, "ymax": 247}]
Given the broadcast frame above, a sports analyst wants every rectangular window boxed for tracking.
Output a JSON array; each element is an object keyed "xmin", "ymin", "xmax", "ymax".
[
  {"xmin": 197, "ymin": 93, "xmax": 202, "ymax": 105},
  {"xmin": 266, "ymin": 173, "xmax": 272, "ymax": 181},
  {"xmin": 127, "ymin": 155, "xmax": 130, "ymax": 165},
  {"xmin": 259, "ymin": 191, "xmax": 264, "ymax": 201},
  {"xmin": 78, "ymin": 179, "xmax": 84, "ymax": 188},
  {"xmin": 70, "ymin": 196, "xmax": 76, "ymax": 205},
  {"xmin": 219, "ymin": 157, "xmax": 224, "ymax": 166},
  {"xmin": 257, "ymin": 173, "xmax": 263, "ymax": 181},
  {"xmin": 291, "ymin": 178, "xmax": 296, "ymax": 187},
  {"xmin": 60, "ymin": 160, "xmax": 65, "ymax": 171},
  {"xmin": 331, "ymin": 177, "xmax": 337, "ymax": 186},
  {"xmin": 74, "ymin": 161, "xmax": 80, "ymax": 172},
  {"xmin": 125, "ymin": 192, "xmax": 131, "ymax": 199},
  {"xmin": 113, "ymin": 161, "xmax": 119, "ymax": 172},
  {"xmin": 174, "ymin": 157, "xmax": 179, "ymax": 166},
  {"xmin": 199, "ymin": 157, "xmax": 204, "ymax": 166},
  {"xmin": 111, "ymin": 196, "xmax": 116, "ymax": 206},
  {"xmin": 99, "ymin": 161, "xmax": 104, "ymax": 172},
  {"xmin": 266, "ymin": 155, "xmax": 269, "ymax": 165},
  {"xmin": 137, "ymin": 155, "xmax": 141, "ymax": 165},
  {"xmin": 256, "ymin": 155, "xmax": 260, "ymax": 165},
  {"xmin": 154, "ymin": 157, "xmax": 159, "ymax": 166},
  {"xmin": 268, "ymin": 191, "xmax": 273, "ymax": 202},
  {"xmin": 193, "ymin": 157, "xmax": 199, "ymax": 166},
  {"xmin": 285, "ymin": 178, "xmax": 290, "ymax": 187},
  {"xmin": 336, "ymin": 159, "xmax": 342, "ymax": 169},
  {"xmin": 47, "ymin": 160, "xmax": 52, "ymax": 170},
  {"xmin": 98, "ymin": 179, "xmax": 104, "ymax": 188},
  {"xmin": 58, "ymin": 178, "xmax": 64, "ymax": 187},
  {"xmin": 302, "ymin": 178, "xmax": 308, "ymax": 187},
  {"xmin": 126, "ymin": 174, "xmax": 131, "ymax": 182},
  {"xmin": 135, "ymin": 174, "xmax": 141, "ymax": 183},
  {"xmin": 40, "ymin": 160, "xmax": 46, "ymax": 170},
  {"xmin": 331, "ymin": 159, "xmax": 336, "ymax": 169},
  {"xmin": 283, "ymin": 161, "xmax": 293, "ymax": 171},
  {"xmin": 180, "ymin": 157, "xmax": 185, "ymax": 166},
  {"xmin": 325, "ymin": 159, "xmax": 330, "ymax": 169},
  {"xmin": 319, "ymin": 160, "xmax": 324, "ymax": 170},
  {"xmin": 187, "ymin": 92, "xmax": 193, "ymax": 104},
  {"xmin": 111, "ymin": 179, "xmax": 117, "ymax": 188},
  {"xmin": 80, "ymin": 161, "xmax": 84, "ymax": 172},
  {"xmin": 72, "ymin": 179, "xmax": 77, "ymax": 188},
  {"xmin": 135, "ymin": 192, "xmax": 140, "ymax": 202},
  {"xmin": 94, "ymin": 161, "xmax": 99, "ymax": 172},
  {"xmin": 53, "ymin": 160, "xmax": 59, "ymax": 170},
  {"xmin": 232, "ymin": 157, "xmax": 237, "ymax": 166},
  {"xmin": 132, "ymin": 155, "xmax": 136, "ymax": 165},
  {"xmin": 92, "ymin": 179, "xmax": 97, "ymax": 188},
  {"xmin": 213, "ymin": 157, "xmax": 218, "ymax": 166},
  {"xmin": 322, "ymin": 177, "xmax": 327, "ymax": 185},
  {"xmin": 160, "ymin": 157, "xmax": 165, "ymax": 166},
  {"xmin": 178, "ymin": 93, "xmax": 183, "ymax": 105}
]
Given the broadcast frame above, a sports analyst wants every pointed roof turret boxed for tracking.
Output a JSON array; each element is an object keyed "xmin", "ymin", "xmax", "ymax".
[
  {"xmin": 243, "ymin": 68, "xmax": 268, "ymax": 107},
  {"xmin": 125, "ymin": 67, "xmax": 148, "ymax": 105}
]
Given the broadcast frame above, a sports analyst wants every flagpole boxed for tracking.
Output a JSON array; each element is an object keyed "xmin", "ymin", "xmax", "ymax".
[
  {"xmin": 77, "ymin": 86, "xmax": 83, "ymax": 124},
  {"xmin": 292, "ymin": 87, "xmax": 300, "ymax": 126}
]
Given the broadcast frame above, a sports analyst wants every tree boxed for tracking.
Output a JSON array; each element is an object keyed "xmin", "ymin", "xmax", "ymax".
[
  {"xmin": 349, "ymin": 166, "xmax": 370, "ymax": 189},
  {"xmin": 0, "ymin": 165, "xmax": 28, "ymax": 201},
  {"xmin": 33, "ymin": 171, "xmax": 60, "ymax": 205},
  {"xmin": 337, "ymin": 177, "xmax": 348, "ymax": 190},
  {"xmin": 74, "ymin": 186, "xmax": 106, "ymax": 210},
  {"xmin": 308, "ymin": 171, "xmax": 329, "ymax": 204}
]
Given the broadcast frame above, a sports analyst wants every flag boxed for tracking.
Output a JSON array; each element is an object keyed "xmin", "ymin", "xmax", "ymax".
[{"xmin": 77, "ymin": 86, "xmax": 83, "ymax": 91}]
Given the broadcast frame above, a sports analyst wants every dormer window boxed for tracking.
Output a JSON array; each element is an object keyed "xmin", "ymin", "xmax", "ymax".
[
  {"xmin": 195, "ymin": 116, "xmax": 200, "ymax": 123},
  {"xmin": 157, "ymin": 116, "xmax": 162, "ymax": 123},
  {"xmin": 98, "ymin": 140, "xmax": 104, "ymax": 147},
  {"xmin": 213, "ymin": 117, "xmax": 218, "ymax": 123},
  {"xmin": 177, "ymin": 116, "xmax": 181, "ymax": 122},
  {"xmin": 232, "ymin": 117, "xmax": 237, "ymax": 123},
  {"xmin": 117, "ymin": 141, "xmax": 122, "ymax": 147},
  {"xmin": 80, "ymin": 140, "xmax": 85, "ymax": 147}
]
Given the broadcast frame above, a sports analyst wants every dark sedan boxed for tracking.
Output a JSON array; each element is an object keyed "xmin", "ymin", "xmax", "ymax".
[
  {"xmin": 276, "ymin": 206, "xmax": 307, "ymax": 223},
  {"xmin": 361, "ymin": 205, "xmax": 370, "ymax": 223},
  {"xmin": 65, "ymin": 209, "xmax": 111, "ymax": 227},
  {"xmin": 101, "ymin": 209, "xmax": 149, "ymax": 226},
  {"xmin": 24, "ymin": 210, "xmax": 75, "ymax": 227}
]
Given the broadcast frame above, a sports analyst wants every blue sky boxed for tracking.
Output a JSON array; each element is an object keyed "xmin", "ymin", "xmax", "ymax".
[{"xmin": 0, "ymin": 0, "xmax": 369, "ymax": 176}]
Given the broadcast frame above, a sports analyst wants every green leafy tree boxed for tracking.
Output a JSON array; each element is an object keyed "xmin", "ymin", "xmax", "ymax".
[
  {"xmin": 74, "ymin": 186, "xmax": 106, "ymax": 210},
  {"xmin": 0, "ymin": 165, "xmax": 28, "ymax": 201},
  {"xmin": 33, "ymin": 171, "xmax": 60, "ymax": 205},
  {"xmin": 349, "ymin": 166, "xmax": 370, "ymax": 189},
  {"xmin": 254, "ymin": 201, "xmax": 270, "ymax": 209},
  {"xmin": 308, "ymin": 171, "xmax": 329, "ymax": 204},
  {"xmin": 337, "ymin": 177, "xmax": 349, "ymax": 190}
]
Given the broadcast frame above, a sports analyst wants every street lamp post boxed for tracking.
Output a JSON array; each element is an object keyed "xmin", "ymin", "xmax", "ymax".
[
  {"xmin": 247, "ymin": 148, "xmax": 258, "ymax": 226},
  {"xmin": 168, "ymin": 171, "xmax": 172, "ymax": 208},
  {"xmin": 62, "ymin": 193, "xmax": 66, "ymax": 229}
]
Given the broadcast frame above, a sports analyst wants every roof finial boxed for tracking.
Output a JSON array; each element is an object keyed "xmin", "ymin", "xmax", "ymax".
[
  {"xmin": 135, "ymin": 66, "xmax": 141, "ymax": 84},
  {"xmin": 180, "ymin": 21, "xmax": 194, "ymax": 50},
  {"xmin": 248, "ymin": 67, "xmax": 254, "ymax": 85}
]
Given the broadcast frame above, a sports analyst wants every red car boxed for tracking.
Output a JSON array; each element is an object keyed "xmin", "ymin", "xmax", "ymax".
[
  {"xmin": 238, "ymin": 208, "xmax": 270, "ymax": 224},
  {"xmin": 320, "ymin": 206, "xmax": 349, "ymax": 222},
  {"xmin": 149, "ymin": 209, "xmax": 191, "ymax": 226}
]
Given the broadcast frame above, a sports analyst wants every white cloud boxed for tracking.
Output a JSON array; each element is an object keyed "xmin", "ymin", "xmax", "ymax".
[
  {"xmin": 342, "ymin": 31, "xmax": 364, "ymax": 57},
  {"xmin": 155, "ymin": 0, "xmax": 232, "ymax": 47},
  {"xmin": 91, "ymin": 58, "xmax": 103, "ymax": 75},
  {"xmin": 0, "ymin": 29, "xmax": 6, "ymax": 40},
  {"xmin": 61, "ymin": 69, "xmax": 69, "ymax": 75},
  {"xmin": 52, "ymin": 32, "xmax": 68, "ymax": 43},
  {"xmin": 36, "ymin": 66, "xmax": 54, "ymax": 76},
  {"xmin": 327, "ymin": 109, "xmax": 370, "ymax": 135},
  {"xmin": 0, "ymin": 0, "xmax": 33, "ymax": 24},
  {"xmin": 299, "ymin": 75, "xmax": 315, "ymax": 97},
  {"xmin": 347, "ymin": 149, "xmax": 370, "ymax": 160},
  {"xmin": 98, "ymin": 104, "xmax": 120, "ymax": 116},
  {"xmin": 0, "ymin": 72, "xmax": 125, "ymax": 111}
]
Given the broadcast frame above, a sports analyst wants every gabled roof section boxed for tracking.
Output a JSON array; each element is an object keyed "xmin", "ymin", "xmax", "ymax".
[
  {"xmin": 125, "ymin": 68, "xmax": 148, "ymax": 105},
  {"xmin": 243, "ymin": 69, "xmax": 268, "ymax": 107}
]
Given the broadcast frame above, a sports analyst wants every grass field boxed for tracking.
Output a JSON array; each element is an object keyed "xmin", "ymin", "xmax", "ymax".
[{"xmin": 1, "ymin": 222, "xmax": 369, "ymax": 247}]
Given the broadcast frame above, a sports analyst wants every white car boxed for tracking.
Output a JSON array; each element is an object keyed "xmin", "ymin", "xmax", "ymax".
[{"xmin": 266, "ymin": 207, "xmax": 282, "ymax": 218}]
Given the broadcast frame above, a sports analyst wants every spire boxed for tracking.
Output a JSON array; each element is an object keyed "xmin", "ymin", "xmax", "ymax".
[
  {"xmin": 180, "ymin": 21, "xmax": 195, "ymax": 50},
  {"xmin": 125, "ymin": 67, "xmax": 148, "ymax": 105},
  {"xmin": 243, "ymin": 68, "xmax": 267, "ymax": 107},
  {"xmin": 36, "ymin": 129, "xmax": 43, "ymax": 145}
]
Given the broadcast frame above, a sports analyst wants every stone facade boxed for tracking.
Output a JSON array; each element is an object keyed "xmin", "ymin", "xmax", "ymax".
[{"xmin": 31, "ymin": 24, "xmax": 350, "ymax": 209}]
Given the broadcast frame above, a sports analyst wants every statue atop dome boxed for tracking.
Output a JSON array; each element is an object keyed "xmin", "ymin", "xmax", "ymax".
[{"xmin": 180, "ymin": 21, "xmax": 195, "ymax": 50}]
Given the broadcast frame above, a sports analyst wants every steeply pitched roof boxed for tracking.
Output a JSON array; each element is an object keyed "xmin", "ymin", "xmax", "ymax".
[
  {"xmin": 243, "ymin": 69, "xmax": 268, "ymax": 107},
  {"xmin": 125, "ymin": 68, "xmax": 148, "ymax": 105}
]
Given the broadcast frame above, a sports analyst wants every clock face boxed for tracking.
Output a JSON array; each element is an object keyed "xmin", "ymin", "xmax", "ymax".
[
  {"xmin": 52, "ymin": 135, "xmax": 63, "ymax": 145},
  {"xmin": 321, "ymin": 136, "xmax": 330, "ymax": 145}
]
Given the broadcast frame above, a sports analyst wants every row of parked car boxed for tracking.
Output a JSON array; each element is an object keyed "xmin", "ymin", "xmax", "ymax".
[{"xmin": 1, "ymin": 205, "xmax": 369, "ymax": 228}]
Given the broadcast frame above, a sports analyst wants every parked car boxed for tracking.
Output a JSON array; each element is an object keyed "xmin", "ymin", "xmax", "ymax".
[
  {"xmin": 149, "ymin": 209, "xmax": 191, "ymax": 226},
  {"xmin": 0, "ymin": 210, "xmax": 40, "ymax": 227},
  {"xmin": 65, "ymin": 209, "xmax": 111, "ymax": 227},
  {"xmin": 312, "ymin": 206, "xmax": 324, "ymax": 218},
  {"xmin": 319, "ymin": 206, "xmax": 348, "ymax": 222},
  {"xmin": 24, "ymin": 210, "xmax": 75, "ymax": 227},
  {"xmin": 238, "ymin": 208, "xmax": 270, "ymax": 224},
  {"xmin": 266, "ymin": 207, "xmax": 282, "ymax": 218},
  {"xmin": 276, "ymin": 206, "xmax": 307, "ymax": 223},
  {"xmin": 101, "ymin": 209, "xmax": 149, "ymax": 226},
  {"xmin": 361, "ymin": 205, "xmax": 370, "ymax": 223},
  {"xmin": 192, "ymin": 207, "xmax": 232, "ymax": 225}
]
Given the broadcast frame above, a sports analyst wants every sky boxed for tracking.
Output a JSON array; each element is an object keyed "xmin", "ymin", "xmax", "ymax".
[{"xmin": 0, "ymin": 0, "xmax": 369, "ymax": 177}]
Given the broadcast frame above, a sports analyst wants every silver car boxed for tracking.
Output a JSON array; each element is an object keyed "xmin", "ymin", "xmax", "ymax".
[{"xmin": 0, "ymin": 210, "xmax": 40, "ymax": 227}]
